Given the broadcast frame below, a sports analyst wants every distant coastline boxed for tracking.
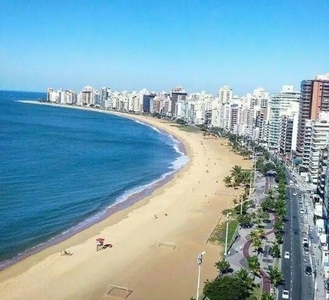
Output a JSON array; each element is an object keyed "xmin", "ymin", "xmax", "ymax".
[
  {"xmin": 1, "ymin": 99, "xmax": 250, "ymax": 300},
  {"xmin": 0, "ymin": 99, "xmax": 188, "ymax": 271}
]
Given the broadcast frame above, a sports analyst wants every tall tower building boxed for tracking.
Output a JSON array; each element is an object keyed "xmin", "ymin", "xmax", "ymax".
[
  {"xmin": 268, "ymin": 86, "xmax": 300, "ymax": 150},
  {"xmin": 297, "ymin": 74, "xmax": 329, "ymax": 156},
  {"xmin": 171, "ymin": 86, "xmax": 187, "ymax": 117}
]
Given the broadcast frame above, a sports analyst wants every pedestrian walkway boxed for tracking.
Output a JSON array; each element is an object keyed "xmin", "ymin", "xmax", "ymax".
[
  {"xmin": 226, "ymin": 174, "xmax": 276, "ymax": 293},
  {"xmin": 294, "ymin": 171, "xmax": 327, "ymax": 299}
]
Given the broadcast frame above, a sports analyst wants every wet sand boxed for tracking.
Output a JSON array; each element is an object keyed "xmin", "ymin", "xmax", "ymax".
[{"xmin": 0, "ymin": 102, "xmax": 251, "ymax": 300}]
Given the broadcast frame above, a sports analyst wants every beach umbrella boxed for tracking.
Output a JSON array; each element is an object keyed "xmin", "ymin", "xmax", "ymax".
[{"xmin": 96, "ymin": 238, "xmax": 105, "ymax": 242}]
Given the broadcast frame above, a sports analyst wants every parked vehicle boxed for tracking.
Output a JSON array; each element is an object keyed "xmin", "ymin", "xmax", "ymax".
[{"xmin": 305, "ymin": 265, "xmax": 312, "ymax": 275}]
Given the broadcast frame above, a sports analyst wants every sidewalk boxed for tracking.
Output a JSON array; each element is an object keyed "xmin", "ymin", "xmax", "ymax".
[
  {"xmin": 226, "ymin": 174, "xmax": 275, "ymax": 293},
  {"xmin": 294, "ymin": 171, "xmax": 327, "ymax": 299},
  {"xmin": 305, "ymin": 192, "xmax": 327, "ymax": 299}
]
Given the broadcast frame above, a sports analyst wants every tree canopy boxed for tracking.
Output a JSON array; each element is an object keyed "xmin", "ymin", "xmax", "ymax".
[{"xmin": 203, "ymin": 274, "xmax": 253, "ymax": 300}]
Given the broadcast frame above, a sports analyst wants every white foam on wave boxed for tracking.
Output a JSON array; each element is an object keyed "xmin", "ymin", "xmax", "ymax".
[
  {"xmin": 132, "ymin": 119, "xmax": 162, "ymax": 134},
  {"xmin": 131, "ymin": 118, "xmax": 189, "ymax": 171},
  {"xmin": 0, "ymin": 111, "xmax": 190, "ymax": 270}
]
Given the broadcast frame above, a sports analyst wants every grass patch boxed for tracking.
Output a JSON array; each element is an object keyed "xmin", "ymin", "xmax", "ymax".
[
  {"xmin": 207, "ymin": 213, "xmax": 238, "ymax": 248},
  {"xmin": 170, "ymin": 124, "xmax": 201, "ymax": 132},
  {"xmin": 249, "ymin": 284, "xmax": 262, "ymax": 300}
]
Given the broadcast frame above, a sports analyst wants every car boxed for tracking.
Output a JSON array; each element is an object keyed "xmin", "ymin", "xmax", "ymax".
[
  {"xmin": 293, "ymin": 192, "xmax": 297, "ymax": 196},
  {"xmin": 303, "ymin": 237, "xmax": 308, "ymax": 244},
  {"xmin": 284, "ymin": 251, "xmax": 290, "ymax": 259},
  {"xmin": 282, "ymin": 289, "xmax": 290, "ymax": 299},
  {"xmin": 305, "ymin": 265, "xmax": 312, "ymax": 275},
  {"xmin": 298, "ymin": 194, "xmax": 302, "ymax": 198},
  {"xmin": 300, "ymin": 209, "xmax": 305, "ymax": 214}
]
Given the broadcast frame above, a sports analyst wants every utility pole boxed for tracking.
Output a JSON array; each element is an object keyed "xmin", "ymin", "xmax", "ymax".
[
  {"xmin": 196, "ymin": 251, "xmax": 206, "ymax": 300},
  {"xmin": 224, "ymin": 212, "xmax": 232, "ymax": 256}
]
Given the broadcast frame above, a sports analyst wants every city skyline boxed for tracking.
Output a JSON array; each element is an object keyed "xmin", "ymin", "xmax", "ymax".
[{"xmin": 1, "ymin": 0, "xmax": 329, "ymax": 94}]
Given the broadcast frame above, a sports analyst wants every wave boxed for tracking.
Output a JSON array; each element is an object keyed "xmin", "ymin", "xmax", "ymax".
[
  {"xmin": 0, "ymin": 163, "xmax": 182, "ymax": 271},
  {"xmin": 0, "ymin": 103, "xmax": 189, "ymax": 271}
]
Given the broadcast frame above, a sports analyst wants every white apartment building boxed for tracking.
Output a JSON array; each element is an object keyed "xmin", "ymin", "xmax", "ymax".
[
  {"xmin": 268, "ymin": 86, "xmax": 300, "ymax": 150},
  {"xmin": 302, "ymin": 120, "xmax": 313, "ymax": 170},
  {"xmin": 308, "ymin": 112, "xmax": 329, "ymax": 185},
  {"xmin": 81, "ymin": 86, "xmax": 94, "ymax": 106},
  {"xmin": 47, "ymin": 88, "xmax": 57, "ymax": 103}
]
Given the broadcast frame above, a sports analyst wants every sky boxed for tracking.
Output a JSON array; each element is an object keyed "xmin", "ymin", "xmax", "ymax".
[{"xmin": 0, "ymin": 0, "xmax": 329, "ymax": 95}]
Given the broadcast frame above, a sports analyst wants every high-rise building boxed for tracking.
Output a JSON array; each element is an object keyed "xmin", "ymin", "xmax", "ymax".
[
  {"xmin": 308, "ymin": 112, "xmax": 329, "ymax": 185},
  {"xmin": 268, "ymin": 86, "xmax": 300, "ymax": 150},
  {"xmin": 81, "ymin": 86, "xmax": 94, "ymax": 106},
  {"xmin": 171, "ymin": 86, "xmax": 187, "ymax": 117},
  {"xmin": 142, "ymin": 94, "xmax": 156, "ymax": 113},
  {"xmin": 101, "ymin": 87, "xmax": 111, "ymax": 108},
  {"xmin": 297, "ymin": 74, "xmax": 329, "ymax": 157},
  {"xmin": 317, "ymin": 147, "xmax": 329, "ymax": 204}
]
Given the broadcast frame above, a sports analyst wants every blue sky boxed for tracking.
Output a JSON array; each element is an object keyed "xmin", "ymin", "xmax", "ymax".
[{"xmin": 0, "ymin": 0, "xmax": 328, "ymax": 95}]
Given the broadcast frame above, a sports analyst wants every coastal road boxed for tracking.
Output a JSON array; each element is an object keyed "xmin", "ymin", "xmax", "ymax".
[{"xmin": 277, "ymin": 172, "xmax": 313, "ymax": 300}]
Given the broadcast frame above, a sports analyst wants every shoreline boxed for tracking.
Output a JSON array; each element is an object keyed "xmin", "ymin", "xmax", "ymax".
[
  {"xmin": 1, "ymin": 101, "xmax": 189, "ymax": 271},
  {"xmin": 1, "ymin": 101, "xmax": 251, "ymax": 300}
]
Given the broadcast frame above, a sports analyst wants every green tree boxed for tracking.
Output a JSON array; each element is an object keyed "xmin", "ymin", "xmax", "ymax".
[
  {"xmin": 215, "ymin": 259, "xmax": 231, "ymax": 276},
  {"xmin": 261, "ymin": 292, "xmax": 275, "ymax": 300},
  {"xmin": 250, "ymin": 230, "xmax": 260, "ymax": 241},
  {"xmin": 231, "ymin": 165, "xmax": 243, "ymax": 179},
  {"xmin": 274, "ymin": 219, "xmax": 284, "ymax": 233},
  {"xmin": 268, "ymin": 266, "xmax": 284, "ymax": 288},
  {"xmin": 223, "ymin": 176, "xmax": 232, "ymax": 188},
  {"xmin": 247, "ymin": 255, "xmax": 260, "ymax": 276},
  {"xmin": 235, "ymin": 268, "xmax": 254, "ymax": 290},
  {"xmin": 269, "ymin": 242, "xmax": 281, "ymax": 258},
  {"xmin": 203, "ymin": 275, "xmax": 253, "ymax": 300},
  {"xmin": 238, "ymin": 214, "xmax": 253, "ymax": 228},
  {"xmin": 252, "ymin": 237, "xmax": 262, "ymax": 254},
  {"xmin": 275, "ymin": 231, "xmax": 283, "ymax": 244},
  {"xmin": 261, "ymin": 210, "xmax": 270, "ymax": 221}
]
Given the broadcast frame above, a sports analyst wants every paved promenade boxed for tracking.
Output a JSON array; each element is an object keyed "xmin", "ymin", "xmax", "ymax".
[{"xmin": 226, "ymin": 174, "xmax": 276, "ymax": 293}]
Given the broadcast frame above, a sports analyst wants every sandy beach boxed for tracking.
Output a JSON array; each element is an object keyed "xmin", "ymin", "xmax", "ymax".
[{"xmin": 0, "ymin": 102, "xmax": 251, "ymax": 300}]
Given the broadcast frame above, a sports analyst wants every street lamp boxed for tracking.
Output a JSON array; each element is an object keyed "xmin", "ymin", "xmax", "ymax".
[
  {"xmin": 224, "ymin": 212, "xmax": 232, "ymax": 257},
  {"xmin": 196, "ymin": 251, "xmax": 206, "ymax": 300}
]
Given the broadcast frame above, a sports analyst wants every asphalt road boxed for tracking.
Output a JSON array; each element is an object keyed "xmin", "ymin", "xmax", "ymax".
[{"xmin": 277, "ymin": 172, "xmax": 313, "ymax": 300}]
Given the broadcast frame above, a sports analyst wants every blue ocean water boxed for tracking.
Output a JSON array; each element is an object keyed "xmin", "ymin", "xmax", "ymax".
[{"xmin": 0, "ymin": 90, "xmax": 187, "ymax": 268}]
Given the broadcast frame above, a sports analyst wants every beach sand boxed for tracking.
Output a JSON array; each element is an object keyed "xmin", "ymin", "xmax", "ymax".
[{"xmin": 0, "ymin": 103, "xmax": 251, "ymax": 300}]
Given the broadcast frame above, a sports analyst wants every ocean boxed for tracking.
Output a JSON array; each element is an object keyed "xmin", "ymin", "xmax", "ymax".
[{"xmin": 0, "ymin": 90, "xmax": 188, "ymax": 269}]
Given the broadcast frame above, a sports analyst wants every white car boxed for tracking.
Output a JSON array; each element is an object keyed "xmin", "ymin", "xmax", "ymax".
[
  {"xmin": 293, "ymin": 192, "xmax": 297, "ymax": 196},
  {"xmin": 303, "ymin": 237, "xmax": 308, "ymax": 244},
  {"xmin": 282, "ymin": 289, "xmax": 290, "ymax": 299},
  {"xmin": 284, "ymin": 251, "xmax": 290, "ymax": 259},
  {"xmin": 300, "ymin": 209, "xmax": 305, "ymax": 214}
]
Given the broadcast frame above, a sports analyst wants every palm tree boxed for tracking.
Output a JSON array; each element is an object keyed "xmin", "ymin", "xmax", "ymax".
[
  {"xmin": 240, "ymin": 171, "xmax": 251, "ymax": 186},
  {"xmin": 231, "ymin": 165, "xmax": 243, "ymax": 179},
  {"xmin": 275, "ymin": 232, "xmax": 283, "ymax": 244},
  {"xmin": 247, "ymin": 255, "xmax": 260, "ymax": 276},
  {"xmin": 268, "ymin": 266, "xmax": 284, "ymax": 288},
  {"xmin": 215, "ymin": 259, "xmax": 230, "ymax": 276},
  {"xmin": 269, "ymin": 242, "xmax": 281, "ymax": 258},
  {"xmin": 250, "ymin": 230, "xmax": 260, "ymax": 241},
  {"xmin": 267, "ymin": 188, "xmax": 275, "ymax": 199},
  {"xmin": 261, "ymin": 292, "xmax": 275, "ymax": 300},
  {"xmin": 223, "ymin": 176, "xmax": 232, "ymax": 188},
  {"xmin": 274, "ymin": 219, "xmax": 284, "ymax": 232},
  {"xmin": 235, "ymin": 268, "xmax": 254, "ymax": 290},
  {"xmin": 252, "ymin": 237, "xmax": 262, "ymax": 254},
  {"xmin": 257, "ymin": 228, "xmax": 266, "ymax": 239}
]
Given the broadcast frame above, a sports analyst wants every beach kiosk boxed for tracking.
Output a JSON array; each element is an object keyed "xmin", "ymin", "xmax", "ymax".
[{"xmin": 96, "ymin": 238, "xmax": 105, "ymax": 252}]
